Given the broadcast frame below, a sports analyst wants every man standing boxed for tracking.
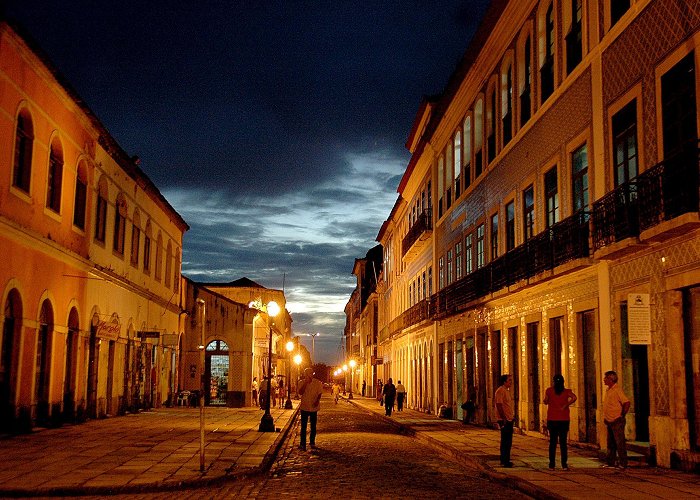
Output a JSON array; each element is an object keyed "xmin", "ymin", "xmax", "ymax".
[
  {"xmin": 298, "ymin": 368, "xmax": 323, "ymax": 451},
  {"xmin": 494, "ymin": 374, "xmax": 515, "ymax": 468},
  {"xmin": 396, "ymin": 380, "xmax": 406, "ymax": 411},
  {"xmin": 603, "ymin": 370, "xmax": 631, "ymax": 469},
  {"xmin": 382, "ymin": 378, "xmax": 397, "ymax": 416}
]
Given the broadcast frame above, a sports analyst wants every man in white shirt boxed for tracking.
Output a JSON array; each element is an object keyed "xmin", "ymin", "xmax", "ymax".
[{"xmin": 298, "ymin": 368, "xmax": 323, "ymax": 451}]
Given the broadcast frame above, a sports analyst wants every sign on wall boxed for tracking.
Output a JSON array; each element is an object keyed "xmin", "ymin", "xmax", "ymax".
[
  {"xmin": 628, "ymin": 293, "xmax": 651, "ymax": 345},
  {"xmin": 96, "ymin": 316, "xmax": 121, "ymax": 341}
]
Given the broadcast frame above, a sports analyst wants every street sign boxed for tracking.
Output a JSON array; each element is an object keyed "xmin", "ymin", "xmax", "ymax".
[{"xmin": 138, "ymin": 331, "xmax": 160, "ymax": 339}]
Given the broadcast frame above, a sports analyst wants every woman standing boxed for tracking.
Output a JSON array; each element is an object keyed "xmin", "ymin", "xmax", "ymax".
[{"xmin": 543, "ymin": 374, "xmax": 577, "ymax": 470}]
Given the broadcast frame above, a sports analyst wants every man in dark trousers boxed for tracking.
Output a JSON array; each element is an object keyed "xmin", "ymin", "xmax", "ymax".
[
  {"xmin": 382, "ymin": 378, "xmax": 397, "ymax": 416},
  {"xmin": 494, "ymin": 374, "xmax": 515, "ymax": 467}
]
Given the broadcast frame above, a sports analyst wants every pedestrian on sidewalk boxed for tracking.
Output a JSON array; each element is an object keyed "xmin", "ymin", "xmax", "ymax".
[
  {"xmin": 494, "ymin": 374, "xmax": 515, "ymax": 468},
  {"xmin": 603, "ymin": 370, "xmax": 631, "ymax": 469},
  {"xmin": 252, "ymin": 377, "xmax": 259, "ymax": 407},
  {"xmin": 544, "ymin": 374, "xmax": 577, "ymax": 470},
  {"xmin": 298, "ymin": 368, "xmax": 323, "ymax": 451},
  {"xmin": 332, "ymin": 382, "xmax": 340, "ymax": 403},
  {"xmin": 396, "ymin": 380, "xmax": 406, "ymax": 411},
  {"xmin": 362, "ymin": 380, "xmax": 366, "ymax": 397},
  {"xmin": 377, "ymin": 379, "xmax": 383, "ymax": 405},
  {"xmin": 382, "ymin": 378, "xmax": 397, "ymax": 416},
  {"xmin": 270, "ymin": 375, "xmax": 278, "ymax": 408}
]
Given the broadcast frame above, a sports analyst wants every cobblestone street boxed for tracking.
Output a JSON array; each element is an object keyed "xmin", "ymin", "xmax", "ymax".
[{"xmin": 97, "ymin": 395, "xmax": 529, "ymax": 499}]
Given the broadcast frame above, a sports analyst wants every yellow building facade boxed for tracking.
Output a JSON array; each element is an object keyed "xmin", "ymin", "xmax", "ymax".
[
  {"xmin": 376, "ymin": 0, "xmax": 700, "ymax": 469},
  {"xmin": 0, "ymin": 21, "xmax": 188, "ymax": 430}
]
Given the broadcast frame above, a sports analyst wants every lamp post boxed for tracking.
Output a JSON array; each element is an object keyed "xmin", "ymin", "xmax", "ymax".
[
  {"xmin": 196, "ymin": 298, "xmax": 206, "ymax": 472},
  {"xmin": 293, "ymin": 353, "xmax": 302, "ymax": 399},
  {"xmin": 342, "ymin": 364, "xmax": 347, "ymax": 395},
  {"xmin": 309, "ymin": 332, "xmax": 320, "ymax": 363},
  {"xmin": 349, "ymin": 359, "xmax": 356, "ymax": 400},
  {"xmin": 259, "ymin": 300, "xmax": 280, "ymax": 432},
  {"xmin": 285, "ymin": 340, "xmax": 294, "ymax": 409}
]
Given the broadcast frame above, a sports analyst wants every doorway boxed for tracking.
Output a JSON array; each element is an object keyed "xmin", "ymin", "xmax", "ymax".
[
  {"xmin": 507, "ymin": 326, "xmax": 520, "ymax": 426},
  {"xmin": 579, "ymin": 310, "xmax": 598, "ymax": 444},
  {"xmin": 205, "ymin": 340, "xmax": 229, "ymax": 406},
  {"xmin": 621, "ymin": 303, "xmax": 650, "ymax": 442},
  {"xmin": 527, "ymin": 322, "xmax": 540, "ymax": 432},
  {"xmin": 684, "ymin": 287, "xmax": 700, "ymax": 451}
]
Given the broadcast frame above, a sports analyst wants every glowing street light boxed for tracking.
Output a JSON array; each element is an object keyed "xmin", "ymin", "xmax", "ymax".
[{"xmin": 259, "ymin": 301, "xmax": 281, "ymax": 432}]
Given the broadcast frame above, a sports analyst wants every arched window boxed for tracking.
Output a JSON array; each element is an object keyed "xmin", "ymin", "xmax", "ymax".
[
  {"xmin": 501, "ymin": 57, "xmax": 514, "ymax": 145},
  {"xmin": 165, "ymin": 240, "xmax": 172, "ymax": 288},
  {"xmin": 474, "ymin": 97, "xmax": 484, "ymax": 178},
  {"xmin": 94, "ymin": 177, "xmax": 108, "ymax": 243},
  {"xmin": 1, "ymin": 289, "xmax": 22, "ymax": 426},
  {"xmin": 519, "ymin": 33, "xmax": 533, "ymax": 126},
  {"xmin": 64, "ymin": 307, "xmax": 80, "ymax": 419},
  {"xmin": 565, "ymin": 0, "xmax": 583, "ymax": 74},
  {"xmin": 453, "ymin": 130, "xmax": 462, "ymax": 198},
  {"xmin": 13, "ymin": 108, "xmax": 33, "ymax": 193},
  {"xmin": 539, "ymin": 1, "xmax": 556, "ymax": 104},
  {"xmin": 46, "ymin": 138, "xmax": 64, "ymax": 213},
  {"xmin": 463, "ymin": 115, "xmax": 472, "ymax": 189},
  {"xmin": 113, "ymin": 194, "xmax": 127, "ymax": 255},
  {"xmin": 131, "ymin": 209, "xmax": 141, "ymax": 267},
  {"xmin": 36, "ymin": 299, "xmax": 54, "ymax": 423},
  {"xmin": 486, "ymin": 81, "xmax": 497, "ymax": 164},
  {"xmin": 155, "ymin": 232, "xmax": 163, "ymax": 281},
  {"xmin": 73, "ymin": 160, "xmax": 88, "ymax": 230},
  {"xmin": 143, "ymin": 220, "xmax": 152, "ymax": 274}
]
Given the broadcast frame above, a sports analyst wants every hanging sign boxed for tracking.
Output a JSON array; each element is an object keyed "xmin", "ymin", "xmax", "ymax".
[
  {"xmin": 628, "ymin": 293, "xmax": 651, "ymax": 345},
  {"xmin": 96, "ymin": 316, "xmax": 121, "ymax": 341}
]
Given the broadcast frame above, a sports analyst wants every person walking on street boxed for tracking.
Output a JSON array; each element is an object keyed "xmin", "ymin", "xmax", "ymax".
[
  {"xmin": 494, "ymin": 374, "xmax": 515, "ymax": 468},
  {"xmin": 544, "ymin": 374, "xmax": 577, "ymax": 470},
  {"xmin": 252, "ymin": 377, "xmax": 259, "ymax": 407},
  {"xmin": 332, "ymin": 382, "xmax": 340, "ymax": 404},
  {"xmin": 270, "ymin": 376, "xmax": 278, "ymax": 408},
  {"xmin": 396, "ymin": 380, "xmax": 406, "ymax": 411},
  {"xmin": 298, "ymin": 368, "xmax": 323, "ymax": 451},
  {"xmin": 382, "ymin": 378, "xmax": 397, "ymax": 416},
  {"xmin": 603, "ymin": 370, "xmax": 631, "ymax": 469},
  {"xmin": 362, "ymin": 380, "xmax": 366, "ymax": 397}
]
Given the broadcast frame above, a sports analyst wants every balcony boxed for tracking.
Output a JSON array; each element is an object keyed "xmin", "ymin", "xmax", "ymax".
[
  {"xmin": 387, "ymin": 299, "xmax": 431, "ymax": 338},
  {"xmin": 593, "ymin": 143, "xmax": 699, "ymax": 256},
  {"xmin": 402, "ymin": 209, "xmax": 432, "ymax": 259},
  {"xmin": 433, "ymin": 211, "xmax": 590, "ymax": 319}
]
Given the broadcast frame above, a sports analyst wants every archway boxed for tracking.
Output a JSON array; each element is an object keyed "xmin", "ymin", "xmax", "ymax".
[
  {"xmin": 1, "ymin": 289, "xmax": 22, "ymax": 429},
  {"xmin": 205, "ymin": 340, "xmax": 229, "ymax": 406}
]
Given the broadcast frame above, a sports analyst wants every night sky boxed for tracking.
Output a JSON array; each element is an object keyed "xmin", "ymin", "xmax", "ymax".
[{"xmin": 6, "ymin": 0, "xmax": 490, "ymax": 364}]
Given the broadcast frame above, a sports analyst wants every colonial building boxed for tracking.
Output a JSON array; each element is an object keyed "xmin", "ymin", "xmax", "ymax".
[
  {"xmin": 191, "ymin": 278, "xmax": 293, "ymax": 406},
  {"xmin": 344, "ymin": 245, "xmax": 382, "ymax": 398},
  {"xmin": 372, "ymin": 0, "xmax": 700, "ymax": 470},
  {"xmin": 0, "ymin": 21, "xmax": 188, "ymax": 431}
]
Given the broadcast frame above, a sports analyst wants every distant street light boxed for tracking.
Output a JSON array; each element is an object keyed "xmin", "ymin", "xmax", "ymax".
[
  {"xmin": 308, "ymin": 332, "xmax": 320, "ymax": 363},
  {"xmin": 259, "ymin": 301, "xmax": 281, "ymax": 432}
]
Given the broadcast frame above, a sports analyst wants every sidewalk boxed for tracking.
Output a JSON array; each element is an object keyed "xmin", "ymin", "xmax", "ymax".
[
  {"xmin": 347, "ymin": 396, "xmax": 700, "ymax": 499},
  {"xmin": 0, "ymin": 403, "xmax": 298, "ymax": 497}
]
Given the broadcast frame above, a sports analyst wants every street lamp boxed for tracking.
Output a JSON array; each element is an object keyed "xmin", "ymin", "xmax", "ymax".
[
  {"xmin": 342, "ymin": 364, "xmax": 347, "ymax": 395},
  {"xmin": 259, "ymin": 300, "xmax": 281, "ymax": 432},
  {"xmin": 309, "ymin": 332, "xmax": 320, "ymax": 363},
  {"xmin": 285, "ymin": 340, "xmax": 294, "ymax": 409},
  {"xmin": 293, "ymin": 353, "xmax": 302, "ymax": 399},
  {"xmin": 196, "ymin": 298, "xmax": 206, "ymax": 472},
  {"xmin": 349, "ymin": 359, "xmax": 356, "ymax": 400}
]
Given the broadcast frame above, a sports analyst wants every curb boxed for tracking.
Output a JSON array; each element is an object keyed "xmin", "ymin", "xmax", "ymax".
[
  {"xmin": 0, "ymin": 407, "xmax": 300, "ymax": 498},
  {"xmin": 345, "ymin": 398, "xmax": 564, "ymax": 500}
]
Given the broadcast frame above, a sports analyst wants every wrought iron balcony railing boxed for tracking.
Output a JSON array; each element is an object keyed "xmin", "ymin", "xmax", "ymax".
[
  {"xmin": 593, "ymin": 142, "xmax": 698, "ymax": 250},
  {"xmin": 402, "ymin": 209, "xmax": 433, "ymax": 257}
]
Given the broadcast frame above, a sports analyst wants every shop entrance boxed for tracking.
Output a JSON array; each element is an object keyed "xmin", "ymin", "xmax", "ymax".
[
  {"xmin": 684, "ymin": 287, "xmax": 700, "ymax": 451},
  {"xmin": 205, "ymin": 340, "xmax": 229, "ymax": 406}
]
